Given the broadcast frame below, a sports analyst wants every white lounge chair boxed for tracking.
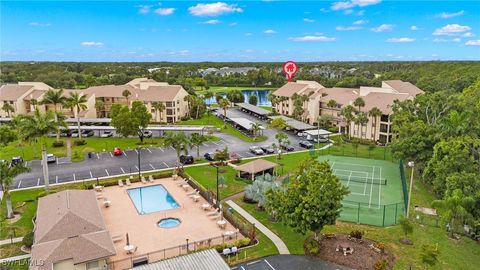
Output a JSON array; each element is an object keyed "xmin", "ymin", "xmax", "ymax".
[
  {"xmin": 148, "ymin": 175, "xmax": 154, "ymax": 182},
  {"xmin": 126, "ymin": 179, "xmax": 132, "ymax": 186},
  {"xmin": 186, "ymin": 189, "xmax": 199, "ymax": 196},
  {"xmin": 176, "ymin": 180, "xmax": 188, "ymax": 187},
  {"xmin": 118, "ymin": 180, "xmax": 124, "ymax": 187},
  {"xmin": 209, "ymin": 213, "xmax": 221, "ymax": 220},
  {"xmin": 141, "ymin": 176, "xmax": 147, "ymax": 184},
  {"xmin": 206, "ymin": 209, "xmax": 219, "ymax": 216},
  {"xmin": 103, "ymin": 199, "xmax": 112, "ymax": 208}
]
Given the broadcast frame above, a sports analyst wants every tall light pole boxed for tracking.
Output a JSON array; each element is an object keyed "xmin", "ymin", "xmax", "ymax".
[
  {"xmin": 211, "ymin": 164, "xmax": 220, "ymax": 209},
  {"xmin": 406, "ymin": 161, "xmax": 415, "ymax": 218},
  {"xmin": 137, "ymin": 147, "xmax": 141, "ymax": 180}
]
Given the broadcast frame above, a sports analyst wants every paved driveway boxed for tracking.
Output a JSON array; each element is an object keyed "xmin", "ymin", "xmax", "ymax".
[{"xmin": 232, "ymin": 255, "xmax": 353, "ymax": 270}]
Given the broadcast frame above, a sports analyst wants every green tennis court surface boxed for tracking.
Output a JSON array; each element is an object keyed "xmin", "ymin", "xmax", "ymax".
[{"xmin": 318, "ymin": 155, "xmax": 405, "ymax": 227}]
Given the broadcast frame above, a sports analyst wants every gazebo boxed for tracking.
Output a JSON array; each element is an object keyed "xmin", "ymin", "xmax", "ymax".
[{"xmin": 234, "ymin": 159, "xmax": 278, "ymax": 180}]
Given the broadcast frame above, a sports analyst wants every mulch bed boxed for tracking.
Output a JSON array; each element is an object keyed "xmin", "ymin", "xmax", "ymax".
[{"xmin": 316, "ymin": 234, "xmax": 395, "ymax": 270}]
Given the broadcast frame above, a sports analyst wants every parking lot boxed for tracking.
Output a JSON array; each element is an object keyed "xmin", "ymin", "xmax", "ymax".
[{"xmin": 231, "ymin": 255, "xmax": 351, "ymax": 270}]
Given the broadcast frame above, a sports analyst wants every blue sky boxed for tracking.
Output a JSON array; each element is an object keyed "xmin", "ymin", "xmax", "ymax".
[{"xmin": 1, "ymin": 1, "xmax": 479, "ymax": 61}]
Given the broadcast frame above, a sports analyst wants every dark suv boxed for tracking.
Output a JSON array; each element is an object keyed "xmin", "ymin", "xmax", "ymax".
[
  {"xmin": 260, "ymin": 145, "xmax": 275, "ymax": 154},
  {"xmin": 179, "ymin": 155, "xmax": 194, "ymax": 165},
  {"xmin": 299, "ymin": 140, "xmax": 313, "ymax": 149}
]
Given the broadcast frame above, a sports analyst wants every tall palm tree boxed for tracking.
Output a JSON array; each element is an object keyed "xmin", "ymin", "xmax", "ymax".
[
  {"xmin": 2, "ymin": 103, "xmax": 14, "ymax": 117},
  {"xmin": 0, "ymin": 162, "xmax": 30, "ymax": 219},
  {"xmin": 152, "ymin": 101, "xmax": 166, "ymax": 122},
  {"xmin": 67, "ymin": 92, "xmax": 88, "ymax": 140},
  {"xmin": 164, "ymin": 131, "xmax": 191, "ymax": 162},
  {"xmin": 184, "ymin": 95, "xmax": 195, "ymax": 118},
  {"xmin": 355, "ymin": 112, "xmax": 369, "ymax": 139},
  {"xmin": 353, "ymin": 97, "xmax": 365, "ymax": 113},
  {"xmin": 368, "ymin": 107, "xmax": 382, "ymax": 141},
  {"xmin": 327, "ymin": 99, "xmax": 338, "ymax": 117},
  {"xmin": 122, "ymin": 89, "xmax": 132, "ymax": 105},
  {"xmin": 95, "ymin": 100, "xmax": 104, "ymax": 118},
  {"xmin": 30, "ymin": 98, "xmax": 38, "ymax": 110},
  {"xmin": 341, "ymin": 105, "xmax": 356, "ymax": 139},
  {"xmin": 40, "ymin": 89, "xmax": 67, "ymax": 142},
  {"xmin": 250, "ymin": 122, "xmax": 262, "ymax": 139},
  {"xmin": 203, "ymin": 91, "xmax": 214, "ymax": 124},
  {"xmin": 14, "ymin": 109, "xmax": 59, "ymax": 192},
  {"xmin": 190, "ymin": 133, "xmax": 207, "ymax": 157},
  {"xmin": 218, "ymin": 98, "xmax": 230, "ymax": 127}
]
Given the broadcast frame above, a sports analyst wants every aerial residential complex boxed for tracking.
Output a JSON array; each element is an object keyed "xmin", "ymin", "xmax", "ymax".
[
  {"xmin": 272, "ymin": 80, "xmax": 424, "ymax": 143},
  {"xmin": 0, "ymin": 78, "xmax": 190, "ymax": 123}
]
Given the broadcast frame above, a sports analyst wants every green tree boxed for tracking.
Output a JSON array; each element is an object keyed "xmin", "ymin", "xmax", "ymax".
[
  {"xmin": 317, "ymin": 114, "xmax": 333, "ymax": 129},
  {"xmin": 340, "ymin": 105, "xmax": 356, "ymax": 139},
  {"xmin": 420, "ymin": 244, "xmax": 440, "ymax": 269},
  {"xmin": 214, "ymin": 146, "xmax": 229, "ymax": 162},
  {"xmin": 94, "ymin": 100, "xmax": 104, "ymax": 118},
  {"xmin": 292, "ymin": 93, "xmax": 304, "ymax": 120},
  {"xmin": 354, "ymin": 112, "xmax": 369, "ymax": 139},
  {"xmin": 269, "ymin": 117, "xmax": 291, "ymax": 130},
  {"xmin": 275, "ymin": 132, "xmax": 289, "ymax": 159},
  {"xmin": 67, "ymin": 91, "xmax": 88, "ymax": 140},
  {"xmin": 327, "ymin": 99, "xmax": 338, "ymax": 117},
  {"xmin": 110, "ymin": 101, "xmax": 152, "ymax": 143},
  {"xmin": 250, "ymin": 122, "xmax": 262, "ymax": 139},
  {"xmin": 122, "ymin": 89, "xmax": 132, "ymax": 105},
  {"xmin": 151, "ymin": 101, "xmax": 166, "ymax": 122},
  {"xmin": 266, "ymin": 159, "xmax": 349, "ymax": 241},
  {"xmin": 40, "ymin": 89, "xmax": 67, "ymax": 142},
  {"xmin": 218, "ymin": 98, "xmax": 230, "ymax": 127},
  {"xmin": 0, "ymin": 125, "xmax": 17, "ymax": 146},
  {"xmin": 204, "ymin": 91, "xmax": 214, "ymax": 106},
  {"xmin": 190, "ymin": 133, "xmax": 207, "ymax": 158},
  {"xmin": 249, "ymin": 95, "xmax": 258, "ymax": 106},
  {"xmin": 164, "ymin": 131, "xmax": 191, "ymax": 162},
  {"xmin": 0, "ymin": 162, "xmax": 30, "ymax": 218},
  {"xmin": 368, "ymin": 107, "xmax": 382, "ymax": 141},
  {"xmin": 2, "ymin": 103, "xmax": 14, "ymax": 117},
  {"xmin": 432, "ymin": 189, "xmax": 474, "ymax": 238},
  {"xmin": 14, "ymin": 109, "xmax": 59, "ymax": 192},
  {"xmin": 399, "ymin": 216, "xmax": 414, "ymax": 241},
  {"xmin": 226, "ymin": 89, "xmax": 244, "ymax": 105},
  {"xmin": 353, "ymin": 96, "xmax": 365, "ymax": 112}
]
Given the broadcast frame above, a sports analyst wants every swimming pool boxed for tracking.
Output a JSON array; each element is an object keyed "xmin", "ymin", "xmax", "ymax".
[{"xmin": 127, "ymin": 185, "xmax": 179, "ymax": 214}]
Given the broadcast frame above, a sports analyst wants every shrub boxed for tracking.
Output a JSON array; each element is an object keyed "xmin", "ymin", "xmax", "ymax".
[
  {"xmin": 375, "ymin": 242, "xmax": 385, "ymax": 253},
  {"xmin": 234, "ymin": 238, "xmax": 251, "ymax": 248},
  {"xmin": 74, "ymin": 139, "xmax": 86, "ymax": 146},
  {"xmin": 374, "ymin": 259, "xmax": 388, "ymax": 270},
  {"xmin": 304, "ymin": 237, "xmax": 321, "ymax": 256},
  {"xmin": 349, "ymin": 230, "xmax": 363, "ymax": 239},
  {"xmin": 52, "ymin": 141, "xmax": 64, "ymax": 147},
  {"xmin": 22, "ymin": 232, "xmax": 34, "ymax": 248}
]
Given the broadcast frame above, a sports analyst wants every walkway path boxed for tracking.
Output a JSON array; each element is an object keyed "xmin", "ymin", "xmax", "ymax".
[
  {"xmin": 0, "ymin": 254, "xmax": 31, "ymax": 263},
  {"xmin": 0, "ymin": 237, "xmax": 23, "ymax": 246},
  {"xmin": 225, "ymin": 200, "xmax": 290, "ymax": 254}
]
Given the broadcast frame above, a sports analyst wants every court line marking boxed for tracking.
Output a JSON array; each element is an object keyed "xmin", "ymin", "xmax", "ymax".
[
  {"xmin": 96, "ymin": 153, "xmax": 100, "ymax": 159},
  {"xmin": 170, "ymin": 146, "xmax": 175, "ymax": 151},
  {"xmin": 149, "ymin": 164, "xmax": 155, "ymax": 170},
  {"xmin": 89, "ymin": 171, "xmax": 93, "ymax": 178},
  {"xmin": 135, "ymin": 165, "xmax": 139, "ymax": 171},
  {"xmin": 378, "ymin": 166, "xmax": 382, "ymax": 206},
  {"xmin": 368, "ymin": 166, "xmax": 374, "ymax": 207},
  {"xmin": 264, "ymin": 259, "xmax": 276, "ymax": 270},
  {"xmin": 162, "ymin": 161, "xmax": 169, "ymax": 168},
  {"xmin": 120, "ymin": 167, "xmax": 125, "ymax": 174},
  {"xmin": 347, "ymin": 171, "xmax": 352, "ymax": 186},
  {"xmin": 331, "ymin": 161, "xmax": 377, "ymax": 168},
  {"xmin": 159, "ymin": 148, "xmax": 164, "ymax": 152},
  {"xmin": 135, "ymin": 149, "xmax": 139, "ymax": 154},
  {"xmin": 246, "ymin": 260, "xmax": 262, "ymax": 265},
  {"xmin": 240, "ymin": 266, "xmax": 246, "ymax": 270}
]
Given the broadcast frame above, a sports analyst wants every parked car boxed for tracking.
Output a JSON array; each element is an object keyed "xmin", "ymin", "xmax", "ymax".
[
  {"xmin": 60, "ymin": 130, "xmax": 71, "ymax": 137},
  {"xmin": 113, "ymin": 147, "xmax": 123, "ymax": 156},
  {"xmin": 46, "ymin": 154, "xmax": 56, "ymax": 163},
  {"xmin": 100, "ymin": 131, "xmax": 113, "ymax": 138},
  {"xmin": 47, "ymin": 132, "xmax": 57, "ymax": 138},
  {"xmin": 204, "ymin": 152, "xmax": 215, "ymax": 161},
  {"xmin": 314, "ymin": 136, "xmax": 329, "ymax": 143},
  {"xmin": 281, "ymin": 144, "xmax": 294, "ymax": 152},
  {"xmin": 299, "ymin": 140, "xmax": 314, "ymax": 149},
  {"xmin": 179, "ymin": 155, "xmax": 194, "ymax": 165},
  {"xmin": 82, "ymin": 130, "xmax": 94, "ymax": 137},
  {"xmin": 249, "ymin": 146, "xmax": 264, "ymax": 155},
  {"xmin": 142, "ymin": 130, "xmax": 153, "ymax": 138},
  {"xmin": 11, "ymin": 156, "xmax": 24, "ymax": 166},
  {"xmin": 260, "ymin": 145, "xmax": 275, "ymax": 154},
  {"xmin": 71, "ymin": 130, "xmax": 79, "ymax": 138}
]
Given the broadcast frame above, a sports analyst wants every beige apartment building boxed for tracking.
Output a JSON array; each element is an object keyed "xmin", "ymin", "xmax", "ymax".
[
  {"xmin": 0, "ymin": 78, "xmax": 190, "ymax": 123},
  {"xmin": 272, "ymin": 80, "xmax": 424, "ymax": 143}
]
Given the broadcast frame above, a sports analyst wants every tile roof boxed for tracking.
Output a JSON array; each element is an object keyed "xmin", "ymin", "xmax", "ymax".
[
  {"xmin": 133, "ymin": 249, "xmax": 230, "ymax": 270},
  {"xmin": 234, "ymin": 159, "xmax": 278, "ymax": 174},
  {"xmin": 0, "ymin": 84, "xmax": 33, "ymax": 100},
  {"xmin": 137, "ymin": 85, "xmax": 184, "ymax": 101},
  {"xmin": 23, "ymin": 90, "xmax": 46, "ymax": 101},
  {"xmin": 363, "ymin": 92, "xmax": 410, "ymax": 114},
  {"xmin": 383, "ymin": 80, "xmax": 424, "ymax": 96},
  {"xmin": 273, "ymin": 82, "xmax": 308, "ymax": 97},
  {"xmin": 321, "ymin": 87, "xmax": 360, "ymax": 107},
  {"xmin": 84, "ymin": 85, "xmax": 136, "ymax": 98}
]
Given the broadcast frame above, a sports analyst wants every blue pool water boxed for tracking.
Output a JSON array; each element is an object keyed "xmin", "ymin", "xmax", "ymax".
[{"xmin": 127, "ymin": 185, "xmax": 179, "ymax": 214}]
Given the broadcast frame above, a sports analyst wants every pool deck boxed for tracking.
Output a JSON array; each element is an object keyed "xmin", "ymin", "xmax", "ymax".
[{"xmin": 97, "ymin": 177, "xmax": 240, "ymax": 268}]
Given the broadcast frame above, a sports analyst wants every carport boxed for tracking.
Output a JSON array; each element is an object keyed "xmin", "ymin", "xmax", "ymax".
[
  {"xmin": 268, "ymin": 115, "xmax": 316, "ymax": 133},
  {"xmin": 236, "ymin": 103, "xmax": 270, "ymax": 120},
  {"xmin": 304, "ymin": 129, "xmax": 332, "ymax": 141},
  {"xmin": 132, "ymin": 249, "xmax": 230, "ymax": 270},
  {"xmin": 229, "ymin": 117, "xmax": 265, "ymax": 136},
  {"xmin": 234, "ymin": 159, "xmax": 278, "ymax": 180}
]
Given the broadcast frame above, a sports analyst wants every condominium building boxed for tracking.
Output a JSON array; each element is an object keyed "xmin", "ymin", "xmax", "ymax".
[
  {"xmin": 0, "ymin": 78, "xmax": 190, "ymax": 123},
  {"xmin": 272, "ymin": 80, "xmax": 424, "ymax": 143}
]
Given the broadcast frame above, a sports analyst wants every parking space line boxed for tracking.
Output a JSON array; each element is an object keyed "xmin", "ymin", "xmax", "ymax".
[
  {"xmin": 73, "ymin": 174, "xmax": 76, "ymax": 181},
  {"xmin": 162, "ymin": 161, "xmax": 169, "ymax": 168},
  {"xmin": 211, "ymin": 141, "xmax": 220, "ymax": 146},
  {"xmin": 149, "ymin": 164, "xmax": 155, "ymax": 170},
  {"xmin": 17, "ymin": 181, "xmax": 22, "ymax": 188},
  {"xmin": 123, "ymin": 152, "xmax": 127, "ymax": 157},
  {"xmin": 110, "ymin": 152, "xmax": 113, "ymax": 158},
  {"xmin": 89, "ymin": 171, "xmax": 93, "ymax": 178},
  {"xmin": 105, "ymin": 169, "xmax": 109, "ymax": 176},
  {"xmin": 120, "ymin": 167, "xmax": 125, "ymax": 174},
  {"xmin": 55, "ymin": 175, "xmax": 58, "ymax": 184},
  {"xmin": 159, "ymin": 148, "xmax": 164, "ymax": 152},
  {"xmin": 203, "ymin": 142, "xmax": 210, "ymax": 146},
  {"xmin": 246, "ymin": 260, "xmax": 262, "ymax": 265},
  {"xmin": 135, "ymin": 165, "xmax": 139, "ymax": 171},
  {"xmin": 135, "ymin": 149, "xmax": 139, "ymax": 154},
  {"xmin": 147, "ymin": 148, "xmax": 152, "ymax": 153},
  {"xmin": 96, "ymin": 153, "xmax": 100, "ymax": 159},
  {"xmin": 264, "ymin": 259, "xmax": 276, "ymax": 270},
  {"xmin": 170, "ymin": 146, "xmax": 175, "ymax": 151},
  {"xmin": 240, "ymin": 267, "xmax": 245, "ymax": 270},
  {"xmin": 37, "ymin": 178, "xmax": 40, "ymax": 186}
]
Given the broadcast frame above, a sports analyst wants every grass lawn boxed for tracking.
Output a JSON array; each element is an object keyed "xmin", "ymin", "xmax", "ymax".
[
  {"xmin": 178, "ymin": 114, "xmax": 267, "ymax": 143},
  {"xmin": 195, "ymin": 86, "xmax": 275, "ymax": 95},
  {"xmin": 0, "ymin": 242, "xmax": 26, "ymax": 258}
]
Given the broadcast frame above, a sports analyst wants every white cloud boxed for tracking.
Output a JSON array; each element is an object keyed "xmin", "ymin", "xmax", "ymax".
[
  {"xmin": 336, "ymin": 26, "xmax": 361, "ymax": 31},
  {"xmin": 410, "ymin": 25, "xmax": 418, "ymax": 30},
  {"xmin": 386, "ymin": 37, "xmax": 415, "ymax": 43},
  {"xmin": 80, "ymin": 41, "xmax": 104, "ymax": 47},
  {"xmin": 154, "ymin": 8, "xmax": 175, "ymax": 15},
  {"xmin": 289, "ymin": 35, "xmax": 336, "ymax": 42},
  {"xmin": 356, "ymin": 10, "xmax": 365, "ymax": 16},
  {"xmin": 343, "ymin": 9, "xmax": 354, "ymax": 15},
  {"xmin": 462, "ymin": 32, "xmax": 475, "ymax": 37},
  {"xmin": 433, "ymin": 38, "xmax": 461, "ymax": 43},
  {"xmin": 264, "ymin": 29, "xmax": 277, "ymax": 34},
  {"xmin": 433, "ymin": 24, "xmax": 471, "ymax": 36},
  {"xmin": 29, "ymin": 22, "xmax": 51, "ymax": 27},
  {"xmin": 353, "ymin": 20, "xmax": 368, "ymax": 25},
  {"xmin": 435, "ymin": 10, "xmax": 464, "ymax": 19},
  {"xmin": 303, "ymin": 18, "xmax": 315, "ymax": 23},
  {"xmin": 202, "ymin": 19, "xmax": 221, "ymax": 24},
  {"xmin": 320, "ymin": 8, "xmax": 329, "ymax": 13},
  {"xmin": 370, "ymin": 24, "xmax": 394, "ymax": 32},
  {"xmin": 138, "ymin": 5, "xmax": 152, "ymax": 14},
  {"xmin": 188, "ymin": 2, "xmax": 243, "ymax": 16},
  {"xmin": 331, "ymin": 0, "xmax": 381, "ymax": 11},
  {"xmin": 465, "ymin": 40, "xmax": 480, "ymax": 46},
  {"xmin": 229, "ymin": 22, "xmax": 238, "ymax": 26},
  {"xmin": 245, "ymin": 33, "xmax": 252, "ymax": 36}
]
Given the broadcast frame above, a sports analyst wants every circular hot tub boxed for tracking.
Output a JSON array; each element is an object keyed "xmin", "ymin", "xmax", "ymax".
[{"xmin": 158, "ymin": 218, "xmax": 181, "ymax": 228}]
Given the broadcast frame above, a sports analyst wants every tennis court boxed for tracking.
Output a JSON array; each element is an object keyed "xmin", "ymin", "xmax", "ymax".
[{"xmin": 318, "ymin": 155, "xmax": 405, "ymax": 227}]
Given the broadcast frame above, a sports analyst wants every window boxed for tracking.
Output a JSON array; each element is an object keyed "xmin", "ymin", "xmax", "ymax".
[
  {"xmin": 380, "ymin": 114, "xmax": 389, "ymax": 122},
  {"xmin": 151, "ymin": 109, "xmax": 155, "ymax": 113},
  {"xmin": 86, "ymin": 261, "xmax": 99, "ymax": 269},
  {"xmin": 166, "ymin": 109, "xmax": 174, "ymax": 115},
  {"xmin": 166, "ymin": 102, "xmax": 174, "ymax": 107},
  {"xmin": 177, "ymin": 108, "xmax": 180, "ymax": 112},
  {"xmin": 380, "ymin": 123, "xmax": 389, "ymax": 133},
  {"xmin": 177, "ymin": 100, "xmax": 180, "ymax": 104}
]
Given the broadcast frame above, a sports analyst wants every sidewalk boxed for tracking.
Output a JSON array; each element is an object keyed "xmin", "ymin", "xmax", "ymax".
[
  {"xmin": 0, "ymin": 237, "xmax": 23, "ymax": 246},
  {"xmin": 225, "ymin": 200, "xmax": 290, "ymax": 254}
]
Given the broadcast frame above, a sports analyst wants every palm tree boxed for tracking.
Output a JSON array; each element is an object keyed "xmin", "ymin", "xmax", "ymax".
[
  {"xmin": 355, "ymin": 112, "xmax": 369, "ymax": 139},
  {"xmin": 122, "ymin": 89, "xmax": 132, "ymax": 105},
  {"xmin": 353, "ymin": 97, "xmax": 365, "ymax": 113},
  {"xmin": 341, "ymin": 105, "xmax": 356, "ymax": 139},
  {"xmin": 432, "ymin": 189, "xmax": 474, "ymax": 238},
  {"xmin": 14, "ymin": 109, "xmax": 59, "ymax": 192},
  {"xmin": 190, "ymin": 133, "xmax": 207, "ymax": 157},
  {"xmin": 218, "ymin": 98, "xmax": 230, "ymax": 127},
  {"xmin": 40, "ymin": 89, "xmax": 67, "ymax": 142},
  {"xmin": 164, "ymin": 131, "xmax": 191, "ymax": 162},
  {"xmin": 327, "ymin": 99, "xmax": 338, "ymax": 117},
  {"xmin": 151, "ymin": 102, "xmax": 166, "ymax": 123},
  {"xmin": 2, "ymin": 103, "xmax": 14, "ymax": 117},
  {"xmin": 67, "ymin": 92, "xmax": 88, "ymax": 140},
  {"xmin": 0, "ymin": 162, "xmax": 30, "ymax": 219},
  {"xmin": 95, "ymin": 100, "xmax": 104, "ymax": 118},
  {"xmin": 203, "ymin": 91, "xmax": 214, "ymax": 124},
  {"xmin": 30, "ymin": 98, "xmax": 38, "ymax": 110},
  {"xmin": 368, "ymin": 107, "xmax": 382, "ymax": 141},
  {"xmin": 184, "ymin": 95, "xmax": 195, "ymax": 118},
  {"xmin": 250, "ymin": 122, "xmax": 262, "ymax": 139}
]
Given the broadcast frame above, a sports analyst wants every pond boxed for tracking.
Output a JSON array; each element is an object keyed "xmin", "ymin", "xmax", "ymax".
[{"xmin": 204, "ymin": 89, "xmax": 272, "ymax": 106}]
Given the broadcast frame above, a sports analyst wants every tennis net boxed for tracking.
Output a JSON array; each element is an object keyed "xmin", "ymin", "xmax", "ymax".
[{"xmin": 336, "ymin": 174, "xmax": 387, "ymax": 185}]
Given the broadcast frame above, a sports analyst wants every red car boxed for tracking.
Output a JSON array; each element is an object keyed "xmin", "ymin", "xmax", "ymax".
[{"xmin": 113, "ymin": 147, "xmax": 123, "ymax": 156}]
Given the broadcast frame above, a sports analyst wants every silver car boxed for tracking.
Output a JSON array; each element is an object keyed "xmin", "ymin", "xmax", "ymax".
[{"xmin": 249, "ymin": 146, "xmax": 264, "ymax": 155}]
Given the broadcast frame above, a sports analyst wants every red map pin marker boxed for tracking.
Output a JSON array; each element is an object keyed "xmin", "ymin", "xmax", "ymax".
[{"xmin": 282, "ymin": 61, "xmax": 298, "ymax": 82}]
